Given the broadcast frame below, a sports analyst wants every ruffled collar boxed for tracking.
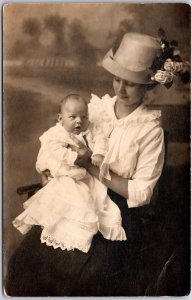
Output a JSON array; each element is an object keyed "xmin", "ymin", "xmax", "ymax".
[{"xmin": 90, "ymin": 94, "xmax": 161, "ymax": 127}]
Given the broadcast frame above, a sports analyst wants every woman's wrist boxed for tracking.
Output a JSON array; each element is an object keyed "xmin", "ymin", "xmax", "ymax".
[{"xmin": 87, "ymin": 162, "xmax": 100, "ymax": 179}]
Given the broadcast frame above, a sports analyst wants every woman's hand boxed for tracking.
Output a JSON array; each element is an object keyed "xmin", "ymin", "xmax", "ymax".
[
  {"xmin": 69, "ymin": 135, "xmax": 128, "ymax": 198},
  {"xmin": 68, "ymin": 135, "xmax": 93, "ymax": 168}
]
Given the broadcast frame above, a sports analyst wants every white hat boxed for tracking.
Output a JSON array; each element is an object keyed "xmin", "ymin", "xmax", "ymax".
[{"xmin": 102, "ymin": 33, "xmax": 162, "ymax": 84}]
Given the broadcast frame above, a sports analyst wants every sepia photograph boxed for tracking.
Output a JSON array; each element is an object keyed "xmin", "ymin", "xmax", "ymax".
[{"xmin": 3, "ymin": 3, "xmax": 191, "ymax": 296}]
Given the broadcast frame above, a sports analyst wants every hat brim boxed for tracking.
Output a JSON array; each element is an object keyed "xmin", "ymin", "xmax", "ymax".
[{"xmin": 102, "ymin": 49, "xmax": 153, "ymax": 84}]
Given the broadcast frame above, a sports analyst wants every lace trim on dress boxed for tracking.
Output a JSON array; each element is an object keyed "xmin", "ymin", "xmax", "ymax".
[
  {"xmin": 13, "ymin": 213, "xmax": 96, "ymax": 252},
  {"xmin": 13, "ymin": 209, "xmax": 127, "ymax": 252},
  {"xmin": 40, "ymin": 230, "xmax": 91, "ymax": 253}
]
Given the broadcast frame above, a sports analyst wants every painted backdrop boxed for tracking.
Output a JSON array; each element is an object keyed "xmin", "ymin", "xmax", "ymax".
[{"xmin": 3, "ymin": 3, "xmax": 190, "ymax": 293}]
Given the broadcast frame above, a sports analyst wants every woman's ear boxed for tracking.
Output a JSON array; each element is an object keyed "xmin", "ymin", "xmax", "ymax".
[{"xmin": 57, "ymin": 113, "xmax": 62, "ymax": 122}]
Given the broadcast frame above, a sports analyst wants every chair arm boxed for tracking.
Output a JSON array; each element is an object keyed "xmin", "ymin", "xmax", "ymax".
[{"xmin": 17, "ymin": 183, "xmax": 42, "ymax": 196}]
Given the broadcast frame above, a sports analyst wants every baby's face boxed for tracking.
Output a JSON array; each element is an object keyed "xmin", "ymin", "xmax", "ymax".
[{"xmin": 58, "ymin": 99, "xmax": 89, "ymax": 135}]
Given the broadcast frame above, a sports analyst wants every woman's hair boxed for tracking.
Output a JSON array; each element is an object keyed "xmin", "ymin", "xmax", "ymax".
[{"xmin": 144, "ymin": 82, "xmax": 158, "ymax": 90}]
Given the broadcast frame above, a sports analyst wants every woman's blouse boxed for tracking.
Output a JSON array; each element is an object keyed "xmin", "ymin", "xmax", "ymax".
[{"xmin": 89, "ymin": 94, "xmax": 165, "ymax": 208}]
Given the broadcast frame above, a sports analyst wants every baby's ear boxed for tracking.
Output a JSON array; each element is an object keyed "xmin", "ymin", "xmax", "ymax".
[{"xmin": 57, "ymin": 113, "xmax": 62, "ymax": 122}]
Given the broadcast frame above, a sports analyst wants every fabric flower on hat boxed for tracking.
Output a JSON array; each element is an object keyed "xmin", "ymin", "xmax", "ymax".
[
  {"xmin": 150, "ymin": 28, "xmax": 190, "ymax": 88},
  {"xmin": 164, "ymin": 59, "xmax": 183, "ymax": 73},
  {"xmin": 151, "ymin": 70, "xmax": 174, "ymax": 85}
]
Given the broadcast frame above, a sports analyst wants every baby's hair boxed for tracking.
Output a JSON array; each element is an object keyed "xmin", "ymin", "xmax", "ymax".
[{"xmin": 60, "ymin": 93, "xmax": 87, "ymax": 111}]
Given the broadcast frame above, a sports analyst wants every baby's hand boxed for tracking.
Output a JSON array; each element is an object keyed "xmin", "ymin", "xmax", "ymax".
[{"xmin": 91, "ymin": 154, "xmax": 104, "ymax": 167}]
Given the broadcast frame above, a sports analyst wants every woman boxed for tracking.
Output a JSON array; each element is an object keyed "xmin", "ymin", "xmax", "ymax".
[{"xmin": 5, "ymin": 32, "xmax": 181, "ymax": 296}]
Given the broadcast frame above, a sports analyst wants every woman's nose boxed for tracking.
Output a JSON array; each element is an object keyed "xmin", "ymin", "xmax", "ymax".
[{"xmin": 118, "ymin": 80, "xmax": 126, "ymax": 92}]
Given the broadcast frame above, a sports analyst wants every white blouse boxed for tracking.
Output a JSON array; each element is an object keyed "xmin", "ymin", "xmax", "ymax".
[{"xmin": 89, "ymin": 94, "xmax": 165, "ymax": 208}]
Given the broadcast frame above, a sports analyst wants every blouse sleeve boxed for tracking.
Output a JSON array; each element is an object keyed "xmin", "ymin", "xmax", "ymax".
[
  {"xmin": 127, "ymin": 126, "xmax": 165, "ymax": 208},
  {"xmin": 91, "ymin": 125, "xmax": 108, "ymax": 157}
]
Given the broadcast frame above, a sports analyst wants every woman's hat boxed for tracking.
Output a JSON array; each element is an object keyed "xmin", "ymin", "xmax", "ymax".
[{"xmin": 102, "ymin": 33, "xmax": 162, "ymax": 84}]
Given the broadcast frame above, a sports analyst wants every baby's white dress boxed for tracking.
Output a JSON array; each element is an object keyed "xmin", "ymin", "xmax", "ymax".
[{"xmin": 13, "ymin": 122, "xmax": 126, "ymax": 253}]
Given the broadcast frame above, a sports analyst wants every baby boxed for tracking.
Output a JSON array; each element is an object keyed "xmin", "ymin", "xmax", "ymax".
[{"xmin": 13, "ymin": 94, "xmax": 126, "ymax": 253}]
